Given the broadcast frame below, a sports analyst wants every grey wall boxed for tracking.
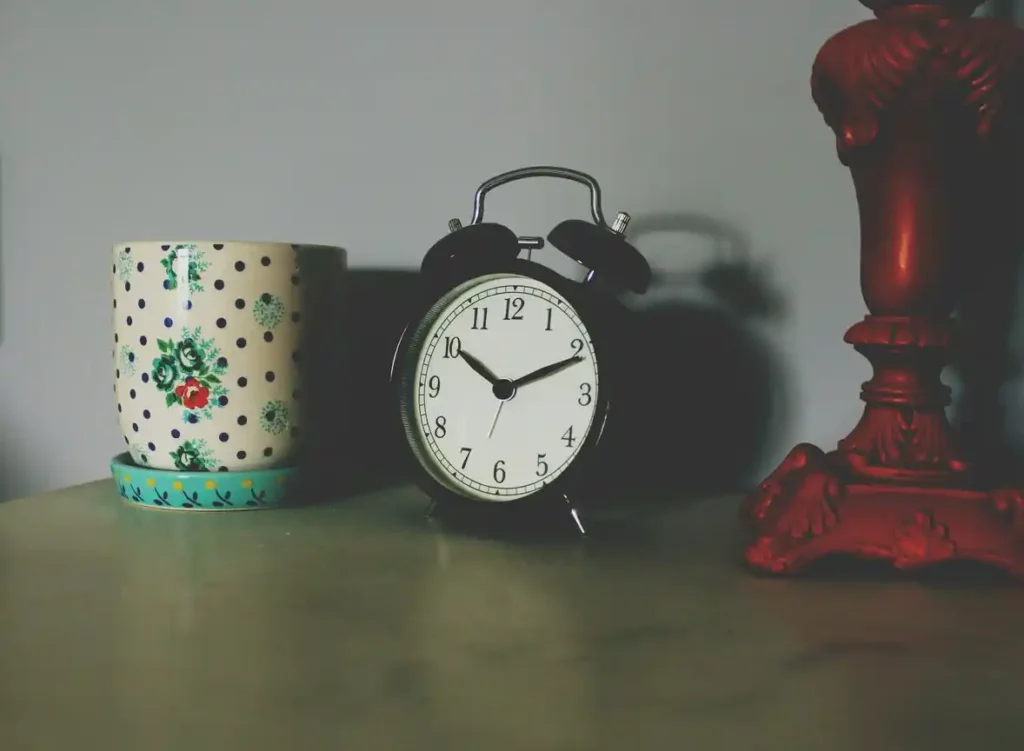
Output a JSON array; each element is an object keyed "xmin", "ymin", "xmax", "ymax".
[{"xmin": 0, "ymin": 1, "xmax": 1008, "ymax": 500}]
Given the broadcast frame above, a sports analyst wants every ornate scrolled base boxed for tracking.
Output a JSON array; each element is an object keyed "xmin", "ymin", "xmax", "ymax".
[{"xmin": 741, "ymin": 444, "xmax": 1024, "ymax": 581}]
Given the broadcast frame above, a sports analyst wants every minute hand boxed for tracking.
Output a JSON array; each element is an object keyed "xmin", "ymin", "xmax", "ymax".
[{"xmin": 512, "ymin": 355, "xmax": 583, "ymax": 389}]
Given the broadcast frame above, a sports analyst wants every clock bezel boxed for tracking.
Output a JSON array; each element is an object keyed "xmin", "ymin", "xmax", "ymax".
[{"xmin": 391, "ymin": 257, "xmax": 615, "ymax": 516}]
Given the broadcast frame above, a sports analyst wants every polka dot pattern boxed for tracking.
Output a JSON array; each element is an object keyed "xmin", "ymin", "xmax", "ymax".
[{"xmin": 113, "ymin": 241, "xmax": 304, "ymax": 472}]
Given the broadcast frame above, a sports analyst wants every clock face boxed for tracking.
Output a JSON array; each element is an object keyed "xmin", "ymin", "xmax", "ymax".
[{"xmin": 403, "ymin": 273, "xmax": 600, "ymax": 502}]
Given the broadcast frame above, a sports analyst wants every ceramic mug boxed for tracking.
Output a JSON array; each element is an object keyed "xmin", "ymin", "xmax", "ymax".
[{"xmin": 113, "ymin": 241, "xmax": 303, "ymax": 472}]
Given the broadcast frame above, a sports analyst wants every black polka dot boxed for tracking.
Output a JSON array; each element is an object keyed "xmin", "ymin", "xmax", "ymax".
[
  {"xmin": 261, "ymin": 256, "xmax": 271, "ymax": 266},
  {"xmin": 260, "ymin": 293, "xmax": 272, "ymax": 304},
  {"xmin": 213, "ymin": 243, "xmax": 224, "ymax": 250},
  {"xmin": 217, "ymin": 356, "xmax": 228, "ymax": 368},
  {"xmin": 291, "ymin": 311, "xmax": 301, "ymax": 323},
  {"xmin": 184, "ymin": 301, "xmax": 193, "ymax": 311},
  {"xmin": 112, "ymin": 264, "xmax": 116, "ymax": 273},
  {"xmin": 234, "ymin": 261, "xmax": 245, "ymax": 271},
  {"xmin": 163, "ymin": 317, "xmax": 173, "ymax": 328},
  {"xmin": 137, "ymin": 261, "xmax": 145, "ymax": 272},
  {"xmin": 113, "ymin": 299, "xmax": 117, "ymax": 308},
  {"xmin": 132, "ymin": 423, "xmax": 139, "ymax": 432},
  {"xmin": 147, "ymin": 442, "xmax": 155, "ymax": 451},
  {"xmin": 216, "ymin": 318, "xmax": 227, "ymax": 328},
  {"xmin": 265, "ymin": 371, "xmax": 275, "ymax": 382},
  {"xmin": 128, "ymin": 352, "xmax": 135, "ymax": 362},
  {"xmin": 138, "ymin": 298, "xmax": 146, "ymax": 309},
  {"xmin": 141, "ymin": 373, "xmax": 149, "ymax": 383},
  {"xmin": 292, "ymin": 389, "xmax": 300, "ymax": 400},
  {"xmin": 214, "ymin": 279, "xmax": 225, "ymax": 290},
  {"xmin": 125, "ymin": 282, "xmax": 131, "ymax": 292},
  {"xmin": 264, "ymin": 331, "xmax": 273, "ymax": 343},
  {"xmin": 143, "ymin": 409, "xmax": 151, "ymax": 419},
  {"xmin": 187, "ymin": 414, "xmax": 198, "ymax": 424},
  {"xmin": 139, "ymin": 335, "xmax": 147, "ymax": 345},
  {"xmin": 218, "ymin": 466, "xmax": 229, "ymax": 472},
  {"xmin": 114, "ymin": 333, "xmax": 119, "ymax": 343},
  {"xmin": 115, "ymin": 369, "xmax": 120, "ymax": 379},
  {"xmin": 124, "ymin": 435, "xmax": 130, "ymax": 444},
  {"xmin": 162, "ymin": 279, "xmax": 171, "ymax": 290},
  {"xmin": 237, "ymin": 450, "xmax": 247, "ymax": 460},
  {"xmin": 126, "ymin": 316, "xmax": 133, "ymax": 326},
  {"xmin": 237, "ymin": 376, "xmax": 248, "ymax": 387},
  {"xmin": 218, "ymin": 395, "xmax": 228, "ymax": 406},
  {"xmin": 218, "ymin": 432, "xmax": 229, "ymax": 442},
  {"xmin": 290, "ymin": 275, "xmax": 300, "ymax": 285},
  {"xmin": 236, "ymin": 337, "xmax": 246, "ymax": 348},
  {"xmin": 129, "ymin": 389, "xmax": 136, "ymax": 399},
  {"xmin": 234, "ymin": 299, "xmax": 245, "ymax": 309},
  {"xmin": 238, "ymin": 415, "xmax": 248, "ymax": 426},
  {"xmin": 171, "ymin": 429, "xmax": 180, "ymax": 438},
  {"xmin": 117, "ymin": 403, "xmax": 122, "ymax": 413},
  {"xmin": 161, "ymin": 245, "xmax": 170, "ymax": 250},
  {"xmin": 263, "ymin": 447, "xmax": 274, "ymax": 457}
]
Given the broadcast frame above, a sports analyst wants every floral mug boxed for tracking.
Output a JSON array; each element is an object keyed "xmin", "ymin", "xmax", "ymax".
[{"xmin": 113, "ymin": 241, "xmax": 303, "ymax": 472}]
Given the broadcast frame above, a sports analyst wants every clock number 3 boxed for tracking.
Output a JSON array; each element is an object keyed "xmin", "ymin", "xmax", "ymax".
[{"xmin": 578, "ymin": 383, "xmax": 593, "ymax": 406}]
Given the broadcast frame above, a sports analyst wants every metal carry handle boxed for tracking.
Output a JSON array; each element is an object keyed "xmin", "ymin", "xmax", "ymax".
[{"xmin": 469, "ymin": 166, "xmax": 609, "ymax": 229}]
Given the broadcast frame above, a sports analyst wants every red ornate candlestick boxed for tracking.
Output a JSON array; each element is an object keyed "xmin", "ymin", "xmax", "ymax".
[{"xmin": 741, "ymin": 0, "xmax": 1024, "ymax": 578}]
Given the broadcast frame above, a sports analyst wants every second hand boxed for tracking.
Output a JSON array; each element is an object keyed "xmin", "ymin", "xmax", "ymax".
[{"xmin": 487, "ymin": 400, "xmax": 504, "ymax": 439}]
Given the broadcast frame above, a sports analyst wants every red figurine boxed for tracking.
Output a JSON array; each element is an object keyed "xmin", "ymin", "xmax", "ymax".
[{"xmin": 740, "ymin": 0, "xmax": 1024, "ymax": 579}]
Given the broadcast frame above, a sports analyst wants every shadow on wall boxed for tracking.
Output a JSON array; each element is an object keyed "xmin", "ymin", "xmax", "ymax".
[{"xmin": 587, "ymin": 212, "xmax": 790, "ymax": 507}]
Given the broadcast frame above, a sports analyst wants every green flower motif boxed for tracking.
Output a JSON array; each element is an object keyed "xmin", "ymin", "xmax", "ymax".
[
  {"xmin": 174, "ymin": 336, "xmax": 206, "ymax": 375},
  {"xmin": 117, "ymin": 249, "xmax": 133, "ymax": 281},
  {"xmin": 259, "ymin": 400, "xmax": 290, "ymax": 435},
  {"xmin": 151, "ymin": 354, "xmax": 180, "ymax": 392},
  {"xmin": 118, "ymin": 345, "xmax": 137, "ymax": 377},
  {"xmin": 170, "ymin": 439, "xmax": 215, "ymax": 471},
  {"xmin": 160, "ymin": 244, "xmax": 209, "ymax": 294},
  {"xmin": 252, "ymin": 293, "xmax": 286, "ymax": 330}
]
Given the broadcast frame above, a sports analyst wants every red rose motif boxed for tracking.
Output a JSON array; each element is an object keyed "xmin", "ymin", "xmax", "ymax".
[{"xmin": 175, "ymin": 377, "xmax": 210, "ymax": 409}]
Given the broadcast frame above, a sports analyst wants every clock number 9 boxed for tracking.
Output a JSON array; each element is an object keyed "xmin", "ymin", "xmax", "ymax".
[
  {"xmin": 493, "ymin": 460, "xmax": 506, "ymax": 484},
  {"xmin": 427, "ymin": 375, "xmax": 440, "ymax": 398},
  {"xmin": 578, "ymin": 383, "xmax": 593, "ymax": 406},
  {"xmin": 433, "ymin": 415, "xmax": 447, "ymax": 438}
]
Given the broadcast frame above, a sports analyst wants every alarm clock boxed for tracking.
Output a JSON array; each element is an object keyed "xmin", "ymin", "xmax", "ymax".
[{"xmin": 390, "ymin": 166, "xmax": 651, "ymax": 536}]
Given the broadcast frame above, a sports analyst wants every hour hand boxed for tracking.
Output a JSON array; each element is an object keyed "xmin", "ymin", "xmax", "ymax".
[
  {"xmin": 458, "ymin": 349, "xmax": 499, "ymax": 385},
  {"xmin": 512, "ymin": 355, "xmax": 583, "ymax": 389}
]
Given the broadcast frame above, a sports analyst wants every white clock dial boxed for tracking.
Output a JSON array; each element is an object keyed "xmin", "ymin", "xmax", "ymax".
[{"xmin": 404, "ymin": 273, "xmax": 600, "ymax": 502}]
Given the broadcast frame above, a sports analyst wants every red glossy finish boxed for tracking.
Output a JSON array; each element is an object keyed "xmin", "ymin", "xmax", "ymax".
[{"xmin": 741, "ymin": 0, "xmax": 1024, "ymax": 579}]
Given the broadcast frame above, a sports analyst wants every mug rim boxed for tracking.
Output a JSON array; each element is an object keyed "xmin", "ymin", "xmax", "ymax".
[{"xmin": 114, "ymin": 240, "xmax": 300, "ymax": 248}]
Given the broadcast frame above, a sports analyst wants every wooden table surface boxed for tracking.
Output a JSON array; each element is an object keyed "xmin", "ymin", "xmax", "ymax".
[{"xmin": 1, "ymin": 480, "xmax": 1023, "ymax": 750}]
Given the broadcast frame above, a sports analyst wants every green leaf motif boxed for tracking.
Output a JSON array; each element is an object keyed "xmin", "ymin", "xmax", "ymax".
[
  {"xmin": 204, "ymin": 374, "xmax": 220, "ymax": 385},
  {"xmin": 165, "ymin": 392, "xmax": 179, "ymax": 407}
]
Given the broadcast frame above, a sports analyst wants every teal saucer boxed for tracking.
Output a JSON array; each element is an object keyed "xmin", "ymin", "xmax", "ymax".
[{"xmin": 111, "ymin": 453, "xmax": 298, "ymax": 511}]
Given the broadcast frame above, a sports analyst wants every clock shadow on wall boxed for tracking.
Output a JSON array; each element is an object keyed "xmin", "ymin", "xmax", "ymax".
[{"xmin": 292, "ymin": 215, "xmax": 788, "ymax": 509}]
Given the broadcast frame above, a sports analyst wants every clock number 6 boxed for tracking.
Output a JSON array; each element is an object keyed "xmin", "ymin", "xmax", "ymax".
[
  {"xmin": 493, "ymin": 460, "xmax": 506, "ymax": 484},
  {"xmin": 578, "ymin": 383, "xmax": 593, "ymax": 406}
]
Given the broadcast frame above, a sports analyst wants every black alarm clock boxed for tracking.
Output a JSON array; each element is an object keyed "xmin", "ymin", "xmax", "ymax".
[{"xmin": 390, "ymin": 166, "xmax": 650, "ymax": 536}]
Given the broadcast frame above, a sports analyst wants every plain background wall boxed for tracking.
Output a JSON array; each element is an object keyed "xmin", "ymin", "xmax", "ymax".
[{"xmin": 0, "ymin": 0, "xmax": 1015, "ymax": 500}]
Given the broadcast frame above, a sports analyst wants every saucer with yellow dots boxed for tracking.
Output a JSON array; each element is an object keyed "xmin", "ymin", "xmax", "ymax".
[{"xmin": 110, "ymin": 453, "xmax": 297, "ymax": 511}]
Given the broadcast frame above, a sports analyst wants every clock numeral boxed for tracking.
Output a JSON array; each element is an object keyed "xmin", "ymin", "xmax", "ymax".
[
  {"xmin": 503, "ymin": 297, "xmax": 525, "ymax": 321},
  {"xmin": 459, "ymin": 446, "xmax": 472, "ymax": 469},
  {"xmin": 578, "ymin": 383, "xmax": 593, "ymax": 406},
  {"xmin": 427, "ymin": 375, "xmax": 441, "ymax": 398},
  {"xmin": 536, "ymin": 453, "xmax": 549, "ymax": 477},
  {"xmin": 571, "ymin": 338, "xmax": 584, "ymax": 357},
  {"xmin": 492, "ymin": 460, "xmax": 506, "ymax": 484},
  {"xmin": 433, "ymin": 415, "xmax": 447, "ymax": 438},
  {"xmin": 442, "ymin": 336, "xmax": 461, "ymax": 359},
  {"xmin": 545, "ymin": 307, "xmax": 553, "ymax": 331},
  {"xmin": 471, "ymin": 307, "xmax": 489, "ymax": 330},
  {"xmin": 561, "ymin": 426, "xmax": 576, "ymax": 448}
]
